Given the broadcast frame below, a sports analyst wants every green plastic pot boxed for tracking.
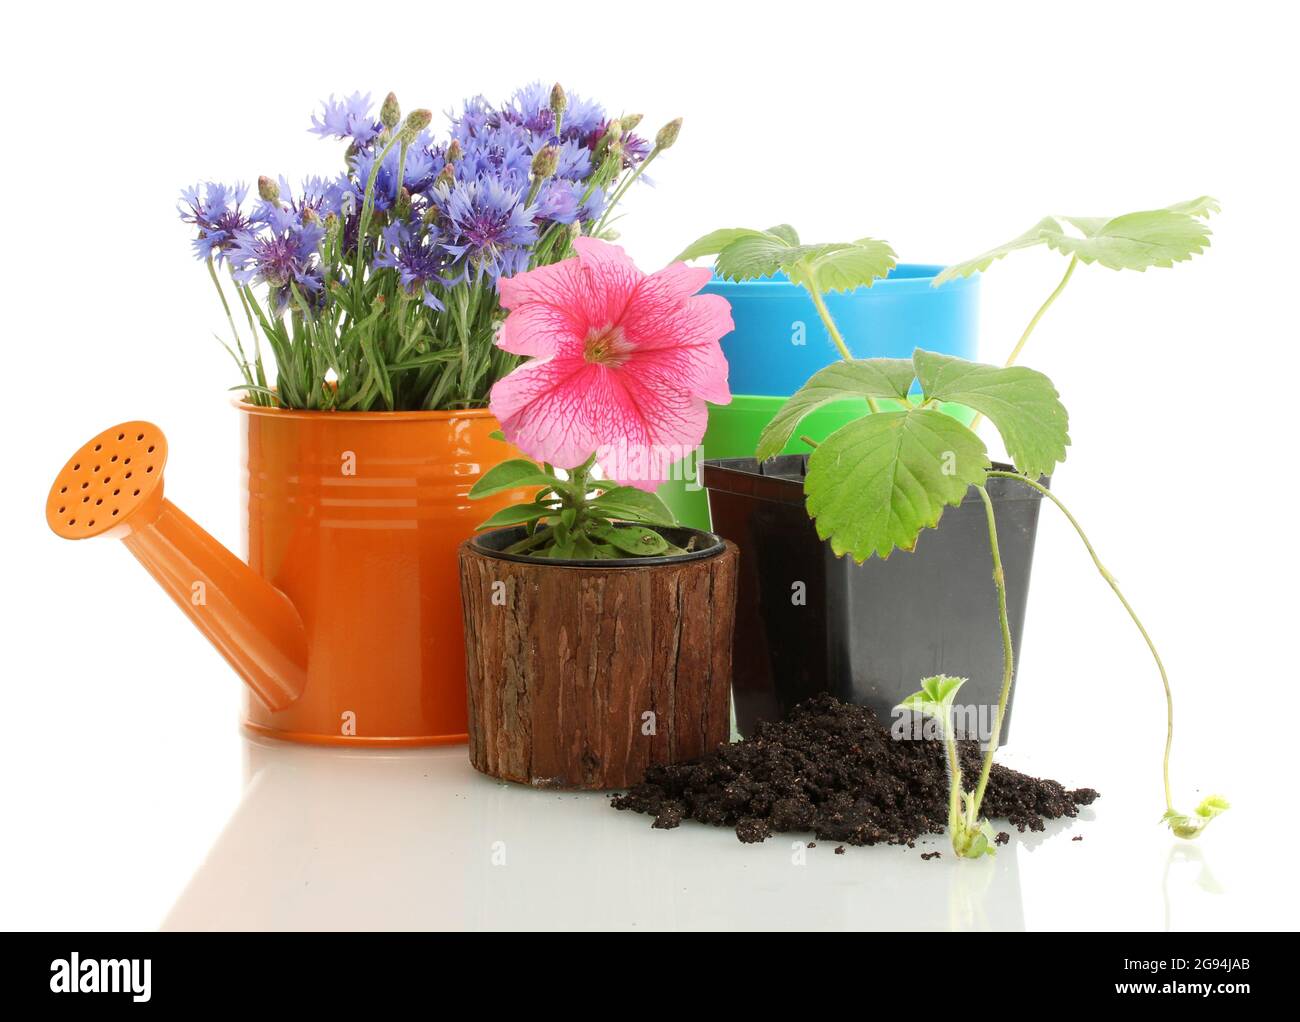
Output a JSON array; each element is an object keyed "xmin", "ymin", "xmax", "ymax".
[{"xmin": 661, "ymin": 396, "xmax": 975, "ymax": 530}]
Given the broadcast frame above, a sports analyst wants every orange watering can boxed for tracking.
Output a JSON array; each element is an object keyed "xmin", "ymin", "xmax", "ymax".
[{"xmin": 44, "ymin": 406, "xmax": 530, "ymax": 746}]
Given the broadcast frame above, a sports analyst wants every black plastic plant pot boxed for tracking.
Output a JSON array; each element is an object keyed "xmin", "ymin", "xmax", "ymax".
[{"xmin": 703, "ymin": 456, "xmax": 1047, "ymax": 743}]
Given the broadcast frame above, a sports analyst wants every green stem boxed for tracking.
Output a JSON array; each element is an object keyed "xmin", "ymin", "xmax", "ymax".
[
  {"xmin": 353, "ymin": 132, "xmax": 405, "ymax": 299},
  {"xmin": 594, "ymin": 147, "xmax": 659, "ymax": 235},
  {"xmin": 806, "ymin": 280, "xmax": 879, "ymax": 413},
  {"xmin": 987, "ymin": 470, "xmax": 1175, "ymax": 812},
  {"xmin": 942, "ymin": 716, "xmax": 964, "ymax": 838},
  {"xmin": 1005, "ymin": 254, "xmax": 1077, "ymax": 368},
  {"xmin": 969, "ymin": 254, "xmax": 1077, "ymax": 432},
  {"xmin": 969, "ymin": 485, "xmax": 1014, "ymax": 820}
]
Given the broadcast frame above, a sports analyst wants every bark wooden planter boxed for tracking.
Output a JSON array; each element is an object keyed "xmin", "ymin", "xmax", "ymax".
[{"xmin": 459, "ymin": 526, "xmax": 738, "ymax": 790}]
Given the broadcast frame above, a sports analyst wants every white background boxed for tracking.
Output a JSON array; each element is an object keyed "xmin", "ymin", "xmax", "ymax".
[{"xmin": 1, "ymin": 0, "xmax": 1296, "ymax": 931}]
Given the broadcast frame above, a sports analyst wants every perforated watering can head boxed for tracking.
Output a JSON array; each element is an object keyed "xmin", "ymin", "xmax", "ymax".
[
  {"xmin": 45, "ymin": 421, "xmax": 307, "ymax": 711},
  {"xmin": 46, "ymin": 422, "xmax": 168, "ymax": 540}
]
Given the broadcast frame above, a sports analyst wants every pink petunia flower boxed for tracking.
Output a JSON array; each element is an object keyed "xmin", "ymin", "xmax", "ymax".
[{"xmin": 490, "ymin": 237, "xmax": 733, "ymax": 491}]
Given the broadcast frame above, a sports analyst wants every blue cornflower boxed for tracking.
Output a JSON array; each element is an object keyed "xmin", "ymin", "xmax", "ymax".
[
  {"xmin": 348, "ymin": 132, "xmax": 442, "ymax": 209},
  {"xmin": 375, "ymin": 223, "xmax": 450, "ymax": 310},
  {"xmin": 229, "ymin": 218, "xmax": 325, "ymax": 308},
  {"xmin": 500, "ymin": 81, "xmax": 555, "ymax": 135},
  {"xmin": 179, "ymin": 182, "xmax": 261, "ymax": 262},
  {"xmin": 449, "ymin": 95, "xmax": 493, "ymax": 141},
  {"xmin": 311, "ymin": 92, "xmax": 381, "ymax": 146},
  {"xmin": 257, "ymin": 175, "xmax": 350, "ymax": 226},
  {"xmin": 559, "ymin": 94, "xmax": 607, "ymax": 144},
  {"xmin": 535, "ymin": 179, "xmax": 581, "ymax": 224},
  {"xmin": 537, "ymin": 138, "xmax": 592, "ymax": 182},
  {"xmin": 456, "ymin": 122, "xmax": 532, "ymax": 190},
  {"xmin": 436, "ymin": 178, "xmax": 538, "ymax": 282}
]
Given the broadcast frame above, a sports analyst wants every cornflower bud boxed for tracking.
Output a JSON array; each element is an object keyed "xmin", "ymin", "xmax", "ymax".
[
  {"xmin": 258, "ymin": 175, "xmax": 280, "ymax": 203},
  {"xmin": 446, "ymin": 138, "xmax": 463, "ymax": 163},
  {"xmin": 531, "ymin": 145, "xmax": 559, "ymax": 178},
  {"xmin": 621, "ymin": 113, "xmax": 643, "ymax": 133},
  {"xmin": 400, "ymin": 109, "xmax": 433, "ymax": 143},
  {"xmin": 655, "ymin": 117, "xmax": 682, "ymax": 151},
  {"xmin": 381, "ymin": 92, "xmax": 401, "ymax": 129},
  {"xmin": 550, "ymin": 83, "xmax": 566, "ymax": 117},
  {"xmin": 435, "ymin": 163, "xmax": 456, "ymax": 190}
]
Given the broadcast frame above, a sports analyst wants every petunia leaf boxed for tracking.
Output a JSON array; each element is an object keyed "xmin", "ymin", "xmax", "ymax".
[
  {"xmin": 913, "ymin": 349, "xmax": 1070, "ymax": 479},
  {"xmin": 756, "ymin": 358, "xmax": 915, "ymax": 462},
  {"xmin": 588, "ymin": 486, "xmax": 678, "ymax": 525},
  {"xmin": 805, "ymin": 408, "xmax": 990, "ymax": 562},
  {"xmin": 474, "ymin": 501, "xmax": 559, "ymax": 531},
  {"xmin": 934, "ymin": 197, "xmax": 1218, "ymax": 285},
  {"xmin": 468, "ymin": 458, "xmax": 564, "ymax": 499},
  {"xmin": 589, "ymin": 522, "xmax": 670, "ymax": 556},
  {"xmin": 674, "ymin": 227, "xmax": 773, "ymax": 263}
]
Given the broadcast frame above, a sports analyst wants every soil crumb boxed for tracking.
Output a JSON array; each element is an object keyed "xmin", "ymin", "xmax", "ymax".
[
  {"xmin": 611, "ymin": 694, "xmax": 1097, "ymax": 847},
  {"xmin": 921, "ymin": 851, "xmax": 941, "ymax": 861}
]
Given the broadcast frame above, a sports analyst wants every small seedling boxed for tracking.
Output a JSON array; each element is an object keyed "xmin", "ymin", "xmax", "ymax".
[
  {"xmin": 680, "ymin": 219, "xmax": 1227, "ymax": 856},
  {"xmin": 469, "ymin": 437, "xmax": 683, "ymax": 560},
  {"xmin": 899, "ymin": 675, "xmax": 1000, "ymax": 858}
]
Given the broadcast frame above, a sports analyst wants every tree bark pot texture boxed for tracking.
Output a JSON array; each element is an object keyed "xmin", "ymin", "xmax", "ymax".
[{"xmin": 459, "ymin": 528, "xmax": 738, "ymax": 790}]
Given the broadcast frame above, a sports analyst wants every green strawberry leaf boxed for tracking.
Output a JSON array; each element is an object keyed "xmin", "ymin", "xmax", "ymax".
[
  {"xmin": 756, "ymin": 359, "xmax": 915, "ymax": 462},
  {"xmin": 765, "ymin": 223, "xmax": 800, "ymax": 245},
  {"xmin": 674, "ymin": 227, "xmax": 773, "ymax": 263},
  {"xmin": 1047, "ymin": 209, "xmax": 1212, "ymax": 270},
  {"xmin": 896, "ymin": 674, "xmax": 968, "ymax": 719},
  {"xmin": 1162, "ymin": 794, "xmax": 1230, "ymax": 839},
  {"xmin": 795, "ymin": 238, "xmax": 897, "ymax": 294},
  {"xmin": 1163, "ymin": 195, "xmax": 1221, "ymax": 218},
  {"xmin": 588, "ymin": 486, "xmax": 678, "ymax": 525},
  {"xmin": 714, "ymin": 235, "xmax": 822, "ymax": 281},
  {"xmin": 913, "ymin": 349, "xmax": 1070, "ymax": 479},
  {"xmin": 933, "ymin": 217, "xmax": 1061, "ymax": 285},
  {"xmin": 935, "ymin": 197, "xmax": 1218, "ymax": 284},
  {"xmin": 469, "ymin": 458, "xmax": 563, "ymax": 499},
  {"xmin": 805, "ymin": 408, "xmax": 990, "ymax": 562}
]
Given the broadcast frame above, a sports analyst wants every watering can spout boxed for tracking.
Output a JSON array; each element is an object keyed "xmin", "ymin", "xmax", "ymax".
[{"xmin": 45, "ymin": 421, "xmax": 308, "ymax": 712}]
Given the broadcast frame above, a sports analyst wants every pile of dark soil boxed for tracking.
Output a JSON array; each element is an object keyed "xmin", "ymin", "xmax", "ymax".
[{"xmin": 611, "ymin": 694, "xmax": 1097, "ymax": 847}]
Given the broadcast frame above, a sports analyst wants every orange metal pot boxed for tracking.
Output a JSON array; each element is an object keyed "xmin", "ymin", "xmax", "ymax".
[{"xmin": 45, "ymin": 406, "xmax": 531, "ymax": 746}]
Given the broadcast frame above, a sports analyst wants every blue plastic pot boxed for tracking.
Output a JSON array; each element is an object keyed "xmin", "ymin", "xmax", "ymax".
[{"xmin": 704, "ymin": 264, "xmax": 979, "ymax": 396}]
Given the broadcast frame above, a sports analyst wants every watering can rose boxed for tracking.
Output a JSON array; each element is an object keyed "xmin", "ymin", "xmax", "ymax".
[{"xmin": 489, "ymin": 237, "xmax": 733, "ymax": 490}]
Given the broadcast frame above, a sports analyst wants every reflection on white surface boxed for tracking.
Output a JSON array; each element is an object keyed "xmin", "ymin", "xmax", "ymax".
[{"xmin": 163, "ymin": 734, "xmax": 1067, "ymax": 931}]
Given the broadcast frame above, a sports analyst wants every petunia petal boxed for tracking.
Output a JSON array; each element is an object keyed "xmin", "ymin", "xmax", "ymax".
[
  {"xmin": 498, "ymin": 298, "xmax": 585, "ymax": 357},
  {"xmin": 588, "ymin": 371, "xmax": 709, "ymax": 491},
  {"xmin": 571, "ymin": 237, "xmax": 643, "ymax": 329},
  {"xmin": 620, "ymin": 291, "xmax": 734, "ymax": 404},
  {"xmin": 640, "ymin": 260, "xmax": 714, "ymax": 303},
  {"xmin": 488, "ymin": 353, "xmax": 602, "ymax": 471}
]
